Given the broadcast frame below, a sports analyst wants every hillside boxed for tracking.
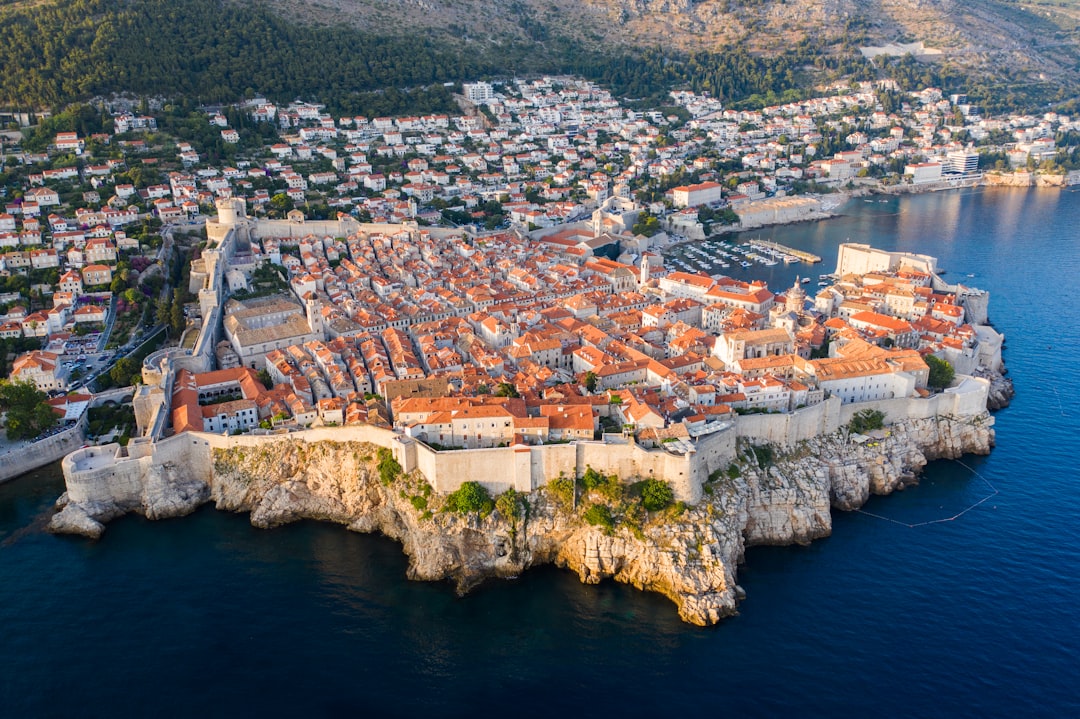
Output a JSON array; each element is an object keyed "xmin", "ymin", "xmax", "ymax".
[
  {"xmin": 268, "ymin": 0, "xmax": 1080, "ymax": 80},
  {"xmin": 0, "ymin": 0, "xmax": 1078, "ymax": 112}
]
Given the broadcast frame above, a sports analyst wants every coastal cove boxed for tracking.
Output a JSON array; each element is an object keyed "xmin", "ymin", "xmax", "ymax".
[{"xmin": 3, "ymin": 188, "xmax": 1079, "ymax": 715}]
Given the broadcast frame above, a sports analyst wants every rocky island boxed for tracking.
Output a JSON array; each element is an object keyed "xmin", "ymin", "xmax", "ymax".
[{"xmin": 48, "ymin": 203, "xmax": 1010, "ymax": 624}]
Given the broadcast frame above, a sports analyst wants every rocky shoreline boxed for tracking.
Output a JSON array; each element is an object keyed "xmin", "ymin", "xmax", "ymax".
[{"xmin": 48, "ymin": 406, "xmax": 998, "ymax": 625}]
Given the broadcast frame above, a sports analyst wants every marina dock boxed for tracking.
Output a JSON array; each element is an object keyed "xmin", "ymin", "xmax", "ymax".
[{"xmin": 755, "ymin": 240, "xmax": 821, "ymax": 263}]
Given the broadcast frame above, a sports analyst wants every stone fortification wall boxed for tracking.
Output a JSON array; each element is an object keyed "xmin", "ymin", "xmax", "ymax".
[
  {"xmin": 254, "ymin": 218, "xmax": 357, "ymax": 240},
  {"xmin": 690, "ymin": 428, "xmax": 739, "ymax": 484},
  {"xmin": 974, "ymin": 325, "xmax": 1005, "ymax": 372},
  {"xmin": 61, "ymin": 421, "xmax": 719, "ymax": 508},
  {"xmin": 58, "ymin": 377, "xmax": 989, "ymax": 527},
  {"xmin": 735, "ymin": 398, "xmax": 843, "ymax": 445},
  {"xmin": 836, "ymin": 376, "xmax": 989, "ymax": 426},
  {"xmin": 735, "ymin": 376, "xmax": 989, "ymax": 446},
  {"xmin": 187, "ymin": 303, "xmax": 220, "ymax": 371},
  {"xmin": 577, "ymin": 440, "xmax": 702, "ymax": 503},
  {"xmin": 62, "ymin": 443, "xmax": 148, "ymax": 506},
  {"xmin": 415, "ymin": 444, "xmax": 535, "ymax": 495},
  {"xmin": 736, "ymin": 197, "xmax": 823, "ymax": 229},
  {"xmin": 412, "ymin": 435, "xmax": 711, "ymax": 503},
  {"xmin": 0, "ymin": 413, "xmax": 87, "ymax": 484}
]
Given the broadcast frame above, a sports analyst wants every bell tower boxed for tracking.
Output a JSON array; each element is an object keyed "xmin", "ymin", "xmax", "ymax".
[{"xmin": 786, "ymin": 278, "xmax": 807, "ymax": 314}]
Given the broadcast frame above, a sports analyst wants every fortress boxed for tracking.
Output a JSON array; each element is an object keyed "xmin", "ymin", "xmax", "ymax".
[
  {"xmin": 59, "ymin": 199, "xmax": 997, "ymax": 524},
  {"xmin": 47, "ymin": 200, "xmax": 1004, "ymax": 625}
]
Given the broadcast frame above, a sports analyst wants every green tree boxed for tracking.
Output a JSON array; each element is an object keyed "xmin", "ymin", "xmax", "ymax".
[
  {"xmin": 848, "ymin": 408, "xmax": 886, "ymax": 434},
  {"xmin": 584, "ymin": 371, "xmax": 598, "ymax": 393},
  {"xmin": 169, "ymin": 288, "xmax": 185, "ymax": 337},
  {"xmin": 926, "ymin": 355, "xmax": 955, "ymax": 390},
  {"xmin": 156, "ymin": 296, "xmax": 171, "ymax": 328},
  {"xmin": 110, "ymin": 357, "xmax": 139, "ymax": 386},
  {"xmin": 581, "ymin": 466, "xmax": 622, "ymax": 500},
  {"xmin": 632, "ymin": 212, "xmax": 661, "ymax": 237},
  {"xmin": 269, "ymin": 193, "xmax": 294, "ymax": 216},
  {"xmin": 494, "ymin": 381, "xmax": 519, "ymax": 398},
  {"xmin": 0, "ymin": 380, "xmax": 56, "ymax": 440}
]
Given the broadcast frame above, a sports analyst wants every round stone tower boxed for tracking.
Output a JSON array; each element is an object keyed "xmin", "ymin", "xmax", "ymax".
[{"xmin": 215, "ymin": 197, "xmax": 247, "ymax": 225}]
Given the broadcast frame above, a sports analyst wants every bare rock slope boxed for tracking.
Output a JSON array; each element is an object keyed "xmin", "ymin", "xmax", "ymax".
[{"xmin": 267, "ymin": 0, "xmax": 1080, "ymax": 84}]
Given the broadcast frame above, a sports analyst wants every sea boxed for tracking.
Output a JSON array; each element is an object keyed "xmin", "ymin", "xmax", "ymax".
[{"xmin": 2, "ymin": 188, "xmax": 1078, "ymax": 717}]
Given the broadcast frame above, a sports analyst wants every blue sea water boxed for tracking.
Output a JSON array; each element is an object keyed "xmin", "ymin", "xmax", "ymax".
[{"xmin": 2, "ymin": 188, "xmax": 1079, "ymax": 717}]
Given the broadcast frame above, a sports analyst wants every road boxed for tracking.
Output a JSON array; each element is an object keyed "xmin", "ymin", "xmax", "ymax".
[
  {"xmin": 96, "ymin": 293, "xmax": 119, "ymax": 353},
  {"xmin": 76, "ymin": 324, "xmax": 165, "ymax": 393}
]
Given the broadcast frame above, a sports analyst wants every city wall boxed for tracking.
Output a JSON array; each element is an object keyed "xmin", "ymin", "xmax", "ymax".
[
  {"xmin": 63, "ymin": 419, "xmax": 721, "ymax": 505},
  {"xmin": 734, "ymin": 376, "xmax": 989, "ymax": 445},
  {"xmin": 0, "ymin": 413, "xmax": 87, "ymax": 484},
  {"xmin": 61, "ymin": 377, "xmax": 988, "ymax": 508}
]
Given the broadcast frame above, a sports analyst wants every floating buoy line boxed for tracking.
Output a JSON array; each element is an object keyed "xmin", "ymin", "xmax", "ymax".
[{"xmin": 854, "ymin": 459, "xmax": 998, "ymax": 528}]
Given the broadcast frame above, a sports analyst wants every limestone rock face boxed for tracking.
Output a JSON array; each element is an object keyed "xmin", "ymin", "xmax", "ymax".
[
  {"xmin": 141, "ymin": 463, "xmax": 210, "ymax": 521},
  {"xmin": 49, "ymin": 501, "xmax": 106, "ymax": 539},
  {"xmin": 985, "ymin": 373, "xmax": 1015, "ymax": 411},
  {"xmin": 49, "ymin": 413, "xmax": 997, "ymax": 625},
  {"xmin": 741, "ymin": 461, "xmax": 832, "ymax": 546},
  {"xmin": 47, "ymin": 489, "xmax": 131, "ymax": 538}
]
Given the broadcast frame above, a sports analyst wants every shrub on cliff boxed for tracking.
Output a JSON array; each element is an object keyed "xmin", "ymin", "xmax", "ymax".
[
  {"xmin": 444, "ymin": 481, "xmax": 494, "ymax": 517},
  {"xmin": 495, "ymin": 488, "xmax": 525, "ymax": 525},
  {"xmin": 376, "ymin": 447, "xmax": 402, "ymax": 486},
  {"xmin": 581, "ymin": 466, "xmax": 622, "ymax": 500},
  {"xmin": 751, "ymin": 444, "xmax": 774, "ymax": 469},
  {"xmin": 582, "ymin": 503, "xmax": 615, "ymax": 534},
  {"xmin": 547, "ymin": 476, "xmax": 576, "ymax": 510},
  {"xmin": 640, "ymin": 479, "xmax": 674, "ymax": 512}
]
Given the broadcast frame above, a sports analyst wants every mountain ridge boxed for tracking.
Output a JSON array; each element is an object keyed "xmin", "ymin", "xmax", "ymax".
[
  {"xmin": 265, "ymin": 0, "xmax": 1080, "ymax": 80},
  {"xmin": 0, "ymin": 0, "xmax": 1078, "ymax": 112}
]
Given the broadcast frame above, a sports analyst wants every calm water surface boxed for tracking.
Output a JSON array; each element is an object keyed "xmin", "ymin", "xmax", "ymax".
[{"xmin": 2, "ymin": 188, "xmax": 1078, "ymax": 717}]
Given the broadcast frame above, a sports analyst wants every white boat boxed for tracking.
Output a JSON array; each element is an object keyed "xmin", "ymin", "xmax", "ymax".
[{"xmin": 801, "ymin": 277, "xmax": 811, "ymax": 284}]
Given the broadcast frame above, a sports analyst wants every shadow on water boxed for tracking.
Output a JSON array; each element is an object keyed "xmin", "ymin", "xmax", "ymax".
[{"xmin": 0, "ymin": 461, "xmax": 65, "ymax": 546}]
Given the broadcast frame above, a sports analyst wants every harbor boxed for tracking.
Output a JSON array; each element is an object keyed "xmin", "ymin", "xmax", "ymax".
[
  {"xmin": 662, "ymin": 235, "xmax": 822, "ymax": 282},
  {"xmin": 753, "ymin": 239, "xmax": 821, "ymax": 264}
]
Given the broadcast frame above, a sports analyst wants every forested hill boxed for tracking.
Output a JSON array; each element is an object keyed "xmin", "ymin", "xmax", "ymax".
[
  {"xmin": 0, "ymin": 0, "xmax": 503, "ymax": 111},
  {"xmin": 1, "ymin": 0, "xmax": 1077, "ymax": 115},
  {"xmin": 0, "ymin": 0, "xmax": 854, "ymax": 113}
]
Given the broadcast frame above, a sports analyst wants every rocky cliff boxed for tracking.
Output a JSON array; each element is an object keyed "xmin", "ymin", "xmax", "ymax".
[
  {"xmin": 48, "ymin": 412, "xmax": 995, "ymax": 625},
  {"xmin": 983, "ymin": 172, "xmax": 1075, "ymax": 188},
  {"xmin": 976, "ymin": 365, "xmax": 1015, "ymax": 411}
]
